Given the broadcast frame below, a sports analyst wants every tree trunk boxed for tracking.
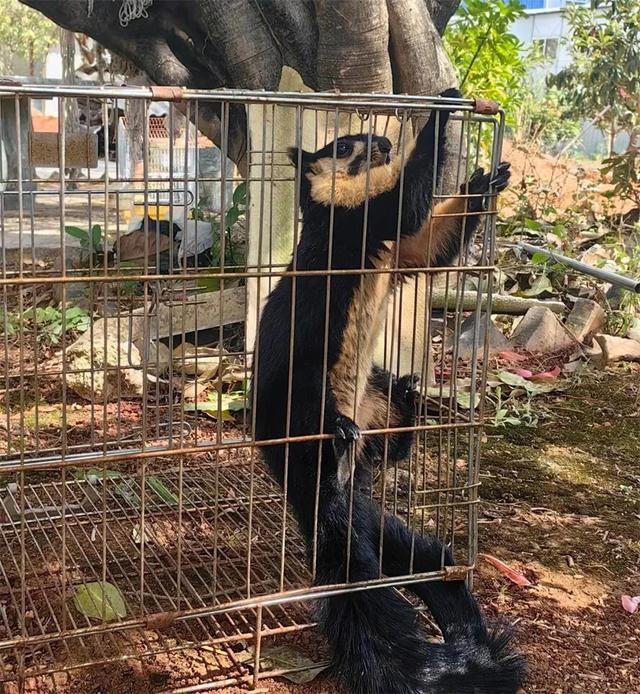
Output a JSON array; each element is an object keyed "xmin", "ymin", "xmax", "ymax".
[
  {"xmin": 0, "ymin": 95, "xmax": 36, "ymax": 212},
  {"xmin": 314, "ymin": 0, "xmax": 393, "ymax": 92},
  {"xmin": 21, "ymin": 0, "xmax": 462, "ymax": 171}
]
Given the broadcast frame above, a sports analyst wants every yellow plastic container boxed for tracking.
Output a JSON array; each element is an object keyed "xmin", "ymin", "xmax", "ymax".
[{"xmin": 122, "ymin": 202, "xmax": 172, "ymax": 225}]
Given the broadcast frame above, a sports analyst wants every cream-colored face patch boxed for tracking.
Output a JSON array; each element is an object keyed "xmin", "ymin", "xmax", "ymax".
[
  {"xmin": 307, "ymin": 141, "xmax": 388, "ymax": 177},
  {"xmin": 308, "ymin": 138, "xmax": 416, "ymax": 210}
]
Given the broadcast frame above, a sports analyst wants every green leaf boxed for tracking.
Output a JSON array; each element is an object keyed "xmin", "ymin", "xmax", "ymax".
[
  {"xmin": 184, "ymin": 392, "xmax": 247, "ymax": 420},
  {"xmin": 147, "ymin": 476, "xmax": 179, "ymax": 507},
  {"xmin": 225, "ymin": 206, "xmax": 240, "ymax": 229},
  {"xmin": 90, "ymin": 224, "xmax": 102, "ymax": 251},
  {"xmin": 64, "ymin": 226, "xmax": 90, "ymax": 242},
  {"xmin": 496, "ymin": 370, "xmax": 531, "ymax": 388},
  {"xmin": 73, "ymin": 582, "xmax": 127, "ymax": 622},
  {"xmin": 197, "ymin": 276, "xmax": 221, "ymax": 293},
  {"xmin": 246, "ymin": 645, "xmax": 328, "ymax": 685},
  {"xmin": 115, "ymin": 479, "xmax": 141, "ymax": 509},
  {"xmin": 232, "ymin": 181, "xmax": 247, "ymax": 207},
  {"xmin": 523, "ymin": 218, "xmax": 542, "ymax": 231},
  {"xmin": 455, "ymin": 392, "xmax": 480, "ymax": 410},
  {"xmin": 496, "ymin": 370, "xmax": 564, "ymax": 396},
  {"xmin": 520, "ymin": 274, "xmax": 553, "ymax": 297},
  {"xmin": 531, "ymin": 251, "xmax": 548, "ymax": 266}
]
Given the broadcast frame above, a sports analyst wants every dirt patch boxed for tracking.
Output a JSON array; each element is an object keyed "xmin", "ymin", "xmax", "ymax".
[
  {"xmin": 3, "ymin": 372, "xmax": 639, "ymax": 693},
  {"xmin": 476, "ymin": 370, "xmax": 640, "ymax": 693}
]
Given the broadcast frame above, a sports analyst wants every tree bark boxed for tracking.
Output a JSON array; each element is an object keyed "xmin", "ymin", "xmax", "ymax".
[
  {"xmin": 314, "ymin": 0, "xmax": 393, "ymax": 92},
  {"xmin": 387, "ymin": 0, "xmax": 461, "ymax": 194},
  {"xmin": 426, "ymin": 0, "xmax": 460, "ymax": 36}
]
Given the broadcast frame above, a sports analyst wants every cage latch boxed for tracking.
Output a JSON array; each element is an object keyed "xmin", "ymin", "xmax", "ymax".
[
  {"xmin": 443, "ymin": 565, "xmax": 471, "ymax": 581},
  {"xmin": 150, "ymin": 86, "xmax": 185, "ymax": 102}
]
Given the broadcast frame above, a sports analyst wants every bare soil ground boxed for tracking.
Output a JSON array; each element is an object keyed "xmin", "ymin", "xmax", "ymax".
[
  {"xmin": 3, "ymin": 370, "xmax": 637, "ymax": 694},
  {"xmin": 250, "ymin": 370, "xmax": 640, "ymax": 694}
]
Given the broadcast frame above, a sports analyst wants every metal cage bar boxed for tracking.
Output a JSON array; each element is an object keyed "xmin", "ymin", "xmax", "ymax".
[{"xmin": 0, "ymin": 84, "xmax": 504, "ymax": 691}]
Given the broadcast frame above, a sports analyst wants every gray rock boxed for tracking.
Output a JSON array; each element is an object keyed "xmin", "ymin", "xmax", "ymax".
[
  {"xmin": 63, "ymin": 319, "xmax": 145, "ymax": 401},
  {"xmin": 594, "ymin": 334, "xmax": 640, "ymax": 365},
  {"xmin": 448, "ymin": 312, "xmax": 511, "ymax": 361},
  {"xmin": 626, "ymin": 317, "xmax": 640, "ymax": 343},
  {"xmin": 566, "ymin": 298, "xmax": 605, "ymax": 343},
  {"xmin": 511, "ymin": 306, "xmax": 577, "ymax": 353}
]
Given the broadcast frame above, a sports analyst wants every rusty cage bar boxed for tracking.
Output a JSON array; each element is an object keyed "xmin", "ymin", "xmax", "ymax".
[{"xmin": 0, "ymin": 84, "xmax": 505, "ymax": 691}]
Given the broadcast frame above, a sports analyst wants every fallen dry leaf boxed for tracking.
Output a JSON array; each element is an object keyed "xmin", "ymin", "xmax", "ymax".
[
  {"xmin": 528, "ymin": 365, "xmax": 562, "ymax": 382},
  {"xmin": 478, "ymin": 553, "xmax": 533, "ymax": 587},
  {"xmin": 621, "ymin": 595, "xmax": 640, "ymax": 614}
]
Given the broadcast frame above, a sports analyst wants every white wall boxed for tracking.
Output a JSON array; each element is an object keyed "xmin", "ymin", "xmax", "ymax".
[{"xmin": 511, "ymin": 10, "xmax": 572, "ymax": 79}]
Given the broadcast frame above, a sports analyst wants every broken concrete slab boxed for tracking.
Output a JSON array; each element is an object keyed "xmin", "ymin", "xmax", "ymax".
[
  {"xmin": 61, "ymin": 287, "xmax": 246, "ymax": 400},
  {"xmin": 593, "ymin": 334, "xmax": 640, "ymax": 365},
  {"xmin": 511, "ymin": 306, "xmax": 577, "ymax": 354},
  {"xmin": 129, "ymin": 286, "xmax": 245, "ymax": 340},
  {"xmin": 447, "ymin": 312, "xmax": 511, "ymax": 361},
  {"xmin": 566, "ymin": 298, "xmax": 605, "ymax": 343},
  {"xmin": 63, "ymin": 319, "xmax": 145, "ymax": 401}
]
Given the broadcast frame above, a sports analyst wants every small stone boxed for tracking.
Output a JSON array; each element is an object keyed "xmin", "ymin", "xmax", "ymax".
[
  {"xmin": 593, "ymin": 334, "xmax": 640, "ymax": 365},
  {"xmin": 511, "ymin": 306, "xmax": 577, "ymax": 354},
  {"xmin": 566, "ymin": 298, "xmax": 605, "ymax": 343},
  {"xmin": 447, "ymin": 313, "xmax": 511, "ymax": 361},
  {"xmin": 626, "ymin": 317, "xmax": 640, "ymax": 343}
]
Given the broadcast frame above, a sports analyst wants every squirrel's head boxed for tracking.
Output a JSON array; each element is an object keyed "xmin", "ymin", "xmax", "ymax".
[{"xmin": 288, "ymin": 134, "xmax": 393, "ymax": 179}]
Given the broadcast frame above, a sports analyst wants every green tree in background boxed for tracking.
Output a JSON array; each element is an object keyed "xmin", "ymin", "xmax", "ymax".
[
  {"xmin": 550, "ymin": 0, "xmax": 640, "ymax": 153},
  {"xmin": 444, "ymin": 0, "xmax": 530, "ymax": 126},
  {"xmin": 0, "ymin": 0, "xmax": 58, "ymax": 76},
  {"xmin": 549, "ymin": 0, "xmax": 640, "ymax": 204}
]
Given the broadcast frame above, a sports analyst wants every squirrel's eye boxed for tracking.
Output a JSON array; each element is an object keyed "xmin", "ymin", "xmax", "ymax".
[{"xmin": 336, "ymin": 142, "xmax": 350, "ymax": 157}]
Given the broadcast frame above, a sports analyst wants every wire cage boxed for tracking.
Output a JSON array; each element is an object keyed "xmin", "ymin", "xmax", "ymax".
[{"xmin": 0, "ymin": 84, "xmax": 505, "ymax": 692}]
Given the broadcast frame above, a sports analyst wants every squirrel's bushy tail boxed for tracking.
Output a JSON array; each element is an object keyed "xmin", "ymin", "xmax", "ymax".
[{"xmin": 312, "ymin": 485, "xmax": 526, "ymax": 694}]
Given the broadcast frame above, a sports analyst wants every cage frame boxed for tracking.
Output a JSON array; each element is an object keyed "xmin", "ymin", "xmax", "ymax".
[{"xmin": 0, "ymin": 82, "xmax": 505, "ymax": 691}]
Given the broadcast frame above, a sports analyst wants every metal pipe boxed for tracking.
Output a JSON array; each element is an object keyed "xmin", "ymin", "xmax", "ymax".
[
  {"xmin": 518, "ymin": 242, "xmax": 640, "ymax": 293},
  {"xmin": 0, "ymin": 83, "xmax": 497, "ymax": 115}
]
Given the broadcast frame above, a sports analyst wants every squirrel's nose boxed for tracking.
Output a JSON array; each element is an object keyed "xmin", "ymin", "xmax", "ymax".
[{"xmin": 377, "ymin": 137, "xmax": 392, "ymax": 154}]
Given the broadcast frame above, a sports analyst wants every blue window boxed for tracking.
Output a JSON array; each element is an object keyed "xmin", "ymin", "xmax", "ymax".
[{"xmin": 522, "ymin": 0, "xmax": 545, "ymax": 9}]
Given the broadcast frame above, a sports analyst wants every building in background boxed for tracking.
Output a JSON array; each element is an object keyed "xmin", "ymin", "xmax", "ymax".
[
  {"xmin": 512, "ymin": 0, "xmax": 620, "ymax": 156},
  {"xmin": 511, "ymin": 0, "xmax": 587, "ymax": 78}
]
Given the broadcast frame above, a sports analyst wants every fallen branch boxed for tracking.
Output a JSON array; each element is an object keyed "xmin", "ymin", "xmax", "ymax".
[{"xmin": 429, "ymin": 289, "xmax": 566, "ymax": 315}]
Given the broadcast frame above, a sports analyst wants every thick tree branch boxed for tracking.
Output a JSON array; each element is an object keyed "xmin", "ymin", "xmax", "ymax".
[
  {"xmin": 426, "ymin": 0, "xmax": 461, "ymax": 36},
  {"xmin": 313, "ymin": 0, "xmax": 393, "ymax": 92},
  {"xmin": 19, "ymin": 0, "xmax": 252, "ymax": 168},
  {"xmin": 197, "ymin": 0, "xmax": 282, "ymax": 89},
  {"xmin": 387, "ymin": 0, "xmax": 461, "ymax": 193},
  {"xmin": 19, "ymin": 0, "xmax": 462, "ymax": 174}
]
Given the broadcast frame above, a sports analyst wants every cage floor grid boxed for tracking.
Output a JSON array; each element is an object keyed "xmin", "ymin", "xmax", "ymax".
[{"xmin": 0, "ymin": 460, "xmax": 313, "ymax": 684}]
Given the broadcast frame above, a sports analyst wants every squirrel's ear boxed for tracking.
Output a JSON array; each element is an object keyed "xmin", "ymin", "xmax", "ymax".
[{"xmin": 287, "ymin": 146, "xmax": 312, "ymax": 168}]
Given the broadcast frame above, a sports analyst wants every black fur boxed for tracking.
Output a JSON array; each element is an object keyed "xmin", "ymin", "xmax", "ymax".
[
  {"xmin": 433, "ymin": 161, "xmax": 512, "ymax": 268},
  {"xmin": 361, "ymin": 366, "xmax": 418, "ymax": 466},
  {"xmin": 253, "ymin": 91, "xmax": 525, "ymax": 693}
]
